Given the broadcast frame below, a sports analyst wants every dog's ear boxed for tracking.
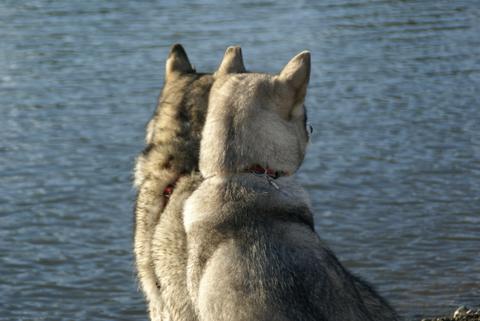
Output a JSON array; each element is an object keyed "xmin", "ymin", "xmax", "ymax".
[
  {"xmin": 166, "ymin": 44, "xmax": 194, "ymax": 78},
  {"xmin": 277, "ymin": 51, "xmax": 310, "ymax": 102},
  {"xmin": 215, "ymin": 46, "xmax": 246, "ymax": 76}
]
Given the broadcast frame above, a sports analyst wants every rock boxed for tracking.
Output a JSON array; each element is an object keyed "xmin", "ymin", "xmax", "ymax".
[
  {"xmin": 454, "ymin": 306, "xmax": 469, "ymax": 318},
  {"xmin": 420, "ymin": 306, "xmax": 480, "ymax": 321}
]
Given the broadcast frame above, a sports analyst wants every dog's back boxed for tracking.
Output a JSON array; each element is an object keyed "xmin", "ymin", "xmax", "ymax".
[{"xmin": 186, "ymin": 176, "xmax": 381, "ymax": 321}]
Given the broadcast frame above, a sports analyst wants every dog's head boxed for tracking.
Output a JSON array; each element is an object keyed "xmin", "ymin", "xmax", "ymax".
[{"xmin": 200, "ymin": 50, "xmax": 311, "ymax": 177}]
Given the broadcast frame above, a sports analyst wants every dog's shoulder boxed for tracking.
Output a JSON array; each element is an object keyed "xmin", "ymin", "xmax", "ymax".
[{"xmin": 184, "ymin": 175, "xmax": 313, "ymax": 233}]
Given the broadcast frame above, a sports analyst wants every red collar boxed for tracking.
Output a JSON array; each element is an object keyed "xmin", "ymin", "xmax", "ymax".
[
  {"xmin": 161, "ymin": 182, "xmax": 176, "ymax": 210},
  {"xmin": 245, "ymin": 164, "xmax": 287, "ymax": 179},
  {"xmin": 163, "ymin": 183, "xmax": 175, "ymax": 198}
]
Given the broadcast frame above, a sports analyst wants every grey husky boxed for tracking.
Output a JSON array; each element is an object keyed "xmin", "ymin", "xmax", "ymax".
[
  {"xmin": 183, "ymin": 51, "xmax": 400, "ymax": 321},
  {"xmin": 134, "ymin": 44, "xmax": 246, "ymax": 320}
]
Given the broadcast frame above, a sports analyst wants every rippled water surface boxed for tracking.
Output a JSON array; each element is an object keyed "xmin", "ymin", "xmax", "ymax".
[{"xmin": 1, "ymin": 1, "xmax": 479, "ymax": 320}]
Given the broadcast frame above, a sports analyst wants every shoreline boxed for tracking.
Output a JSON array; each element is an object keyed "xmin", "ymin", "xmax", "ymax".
[{"xmin": 420, "ymin": 307, "xmax": 480, "ymax": 321}]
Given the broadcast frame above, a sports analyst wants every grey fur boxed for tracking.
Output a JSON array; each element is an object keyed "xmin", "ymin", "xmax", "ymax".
[
  {"xmin": 151, "ymin": 173, "xmax": 203, "ymax": 321},
  {"xmin": 134, "ymin": 45, "xmax": 399, "ymax": 321},
  {"xmin": 134, "ymin": 44, "xmax": 246, "ymax": 321},
  {"xmin": 134, "ymin": 44, "xmax": 213, "ymax": 321},
  {"xmin": 183, "ymin": 51, "xmax": 400, "ymax": 321}
]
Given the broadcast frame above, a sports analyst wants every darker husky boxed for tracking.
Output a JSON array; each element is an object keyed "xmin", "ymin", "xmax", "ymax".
[
  {"xmin": 183, "ymin": 51, "xmax": 400, "ymax": 321},
  {"xmin": 133, "ymin": 44, "xmax": 246, "ymax": 320}
]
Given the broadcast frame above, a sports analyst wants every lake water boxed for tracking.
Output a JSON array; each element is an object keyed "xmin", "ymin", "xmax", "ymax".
[{"xmin": 1, "ymin": 1, "xmax": 479, "ymax": 320}]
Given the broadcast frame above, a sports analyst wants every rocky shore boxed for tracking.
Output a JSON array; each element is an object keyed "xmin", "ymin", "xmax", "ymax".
[{"xmin": 421, "ymin": 306, "xmax": 480, "ymax": 321}]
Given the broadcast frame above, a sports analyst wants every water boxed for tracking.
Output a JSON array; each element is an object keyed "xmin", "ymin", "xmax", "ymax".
[{"xmin": 1, "ymin": 1, "xmax": 479, "ymax": 320}]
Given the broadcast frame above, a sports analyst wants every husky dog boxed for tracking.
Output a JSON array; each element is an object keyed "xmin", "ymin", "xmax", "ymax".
[
  {"xmin": 134, "ymin": 44, "xmax": 246, "ymax": 321},
  {"xmin": 134, "ymin": 44, "xmax": 212, "ymax": 321},
  {"xmin": 183, "ymin": 51, "xmax": 400, "ymax": 321}
]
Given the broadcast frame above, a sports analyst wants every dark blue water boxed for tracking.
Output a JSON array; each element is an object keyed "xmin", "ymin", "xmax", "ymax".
[{"xmin": 1, "ymin": 1, "xmax": 479, "ymax": 320}]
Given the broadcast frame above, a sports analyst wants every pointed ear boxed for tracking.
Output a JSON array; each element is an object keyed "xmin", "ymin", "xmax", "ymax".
[
  {"xmin": 165, "ymin": 44, "xmax": 194, "ymax": 78},
  {"xmin": 277, "ymin": 51, "xmax": 310, "ymax": 99},
  {"xmin": 215, "ymin": 46, "xmax": 246, "ymax": 76}
]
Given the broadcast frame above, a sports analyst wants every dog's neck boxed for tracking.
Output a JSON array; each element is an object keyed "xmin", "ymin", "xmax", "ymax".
[
  {"xmin": 200, "ymin": 164, "xmax": 290, "ymax": 191},
  {"xmin": 243, "ymin": 164, "xmax": 289, "ymax": 179},
  {"xmin": 164, "ymin": 165, "xmax": 288, "ymax": 202}
]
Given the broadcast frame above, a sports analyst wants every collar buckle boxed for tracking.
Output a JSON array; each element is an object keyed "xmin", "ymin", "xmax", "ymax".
[{"xmin": 246, "ymin": 164, "xmax": 284, "ymax": 190}]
